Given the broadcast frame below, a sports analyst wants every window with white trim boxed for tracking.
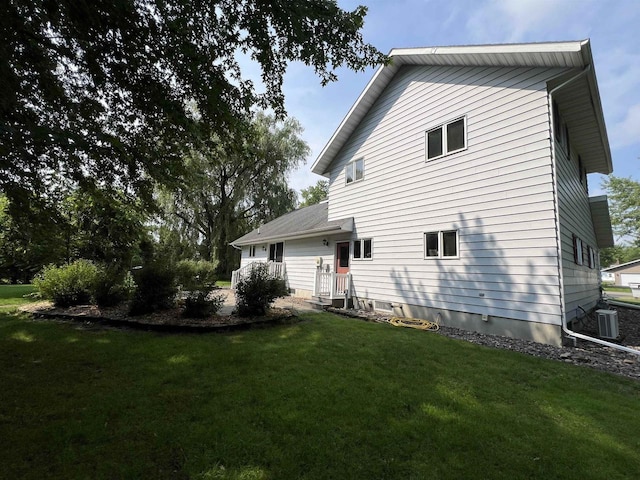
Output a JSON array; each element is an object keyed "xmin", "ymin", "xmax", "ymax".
[
  {"xmin": 248, "ymin": 245, "xmax": 256, "ymax": 257},
  {"xmin": 353, "ymin": 238, "xmax": 372, "ymax": 260},
  {"xmin": 425, "ymin": 230, "xmax": 458, "ymax": 258},
  {"xmin": 426, "ymin": 117, "xmax": 467, "ymax": 160},
  {"xmin": 573, "ymin": 235, "xmax": 583, "ymax": 265},
  {"xmin": 345, "ymin": 158, "xmax": 364, "ymax": 184}
]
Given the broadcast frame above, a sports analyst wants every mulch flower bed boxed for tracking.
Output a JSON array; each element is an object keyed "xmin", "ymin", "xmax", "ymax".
[{"xmin": 21, "ymin": 301, "xmax": 297, "ymax": 333}]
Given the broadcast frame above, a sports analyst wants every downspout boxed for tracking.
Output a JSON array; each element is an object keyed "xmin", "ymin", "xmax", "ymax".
[{"xmin": 548, "ymin": 66, "xmax": 640, "ymax": 356}]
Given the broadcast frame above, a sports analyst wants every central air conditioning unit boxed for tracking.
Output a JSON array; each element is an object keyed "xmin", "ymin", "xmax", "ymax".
[{"xmin": 596, "ymin": 309, "xmax": 619, "ymax": 339}]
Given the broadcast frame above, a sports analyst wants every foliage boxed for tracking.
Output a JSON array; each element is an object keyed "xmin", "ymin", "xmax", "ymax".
[
  {"xmin": 65, "ymin": 190, "xmax": 149, "ymax": 266},
  {"xmin": 602, "ymin": 176, "xmax": 640, "ymax": 244},
  {"xmin": 300, "ymin": 180, "xmax": 329, "ymax": 207},
  {"xmin": 600, "ymin": 245, "xmax": 640, "ymax": 268},
  {"xmin": 128, "ymin": 263, "xmax": 177, "ymax": 315},
  {"xmin": 0, "ymin": 191, "xmax": 149, "ymax": 284},
  {"xmin": 93, "ymin": 266, "xmax": 134, "ymax": 308},
  {"xmin": 175, "ymin": 260, "xmax": 218, "ymax": 290},
  {"xmin": 182, "ymin": 290, "xmax": 226, "ymax": 319},
  {"xmin": 1, "ymin": 312, "xmax": 640, "ymax": 479},
  {"xmin": 235, "ymin": 263, "xmax": 288, "ymax": 317},
  {"xmin": 2, "ymin": 0, "xmax": 385, "ymax": 218},
  {"xmin": 0, "ymin": 194, "xmax": 67, "ymax": 283},
  {"xmin": 161, "ymin": 113, "xmax": 308, "ymax": 275},
  {"xmin": 33, "ymin": 260, "xmax": 98, "ymax": 307}
]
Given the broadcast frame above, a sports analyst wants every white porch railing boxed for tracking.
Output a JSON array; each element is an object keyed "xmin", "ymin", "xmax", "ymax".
[
  {"xmin": 313, "ymin": 271, "xmax": 352, "ymax": 300},
  {"xmin": 231, "ymin": 261, "xmax": 286, "ymax": 289}
]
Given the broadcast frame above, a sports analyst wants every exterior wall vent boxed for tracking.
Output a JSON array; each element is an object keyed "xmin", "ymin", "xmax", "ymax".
[
  {"xmin": 596, "ymin": 309, "xmax": 619, "ymax": 339},
  {"xmin": 375, "ymin": 301, "xmax": 394, "ymax": 312}
]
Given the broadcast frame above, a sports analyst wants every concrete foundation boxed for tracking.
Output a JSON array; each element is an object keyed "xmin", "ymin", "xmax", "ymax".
[{"xmin": 352, "ymin": 296, "xmax": 563, "ymax": 346}]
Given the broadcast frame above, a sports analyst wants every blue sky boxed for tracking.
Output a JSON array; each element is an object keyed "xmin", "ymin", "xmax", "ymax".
[{"xmin": 276, "ymin": 0, "xmax": 640, "ymax": 197}]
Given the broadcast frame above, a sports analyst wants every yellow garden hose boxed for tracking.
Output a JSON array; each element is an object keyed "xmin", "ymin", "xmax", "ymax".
[{"xmin": 388, "ymin": 317, "xmax": 439, "ymax": 331}]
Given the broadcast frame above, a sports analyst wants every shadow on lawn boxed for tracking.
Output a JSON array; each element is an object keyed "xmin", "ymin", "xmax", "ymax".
[{"xmin": 1, "ymin": 310, "xmax": 638, "ymax": 479}]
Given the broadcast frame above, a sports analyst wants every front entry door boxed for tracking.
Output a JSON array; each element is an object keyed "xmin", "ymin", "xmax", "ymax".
[{"xmin": 336, "ymin": 242, "xmax": 350, "ymax": 274}]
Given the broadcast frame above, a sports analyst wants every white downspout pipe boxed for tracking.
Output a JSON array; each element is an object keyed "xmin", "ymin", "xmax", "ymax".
[{"xmin": 548, "ymin": 66, "xmax": 640, "ymax": 356}]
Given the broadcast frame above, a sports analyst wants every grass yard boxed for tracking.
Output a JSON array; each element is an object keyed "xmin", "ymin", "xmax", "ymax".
[
  {"xmin": 1, "ymin": 302, "xmax": 639, "ymax": 479},
  {"xmin": 0, "ymin": 284, "xmax": 37, "ymax": 311},
  {"xmin": 603, "ymin": 285, "xmax": 633, "ymax": 294}
]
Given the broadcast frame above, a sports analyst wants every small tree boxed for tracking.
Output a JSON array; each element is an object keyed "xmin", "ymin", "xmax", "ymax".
[
  {"xmin": 235, "ymin": 264, "xmax": 288, "ymax": 317},
  {"xmin": 300, "ymin": 180, "xmax": 329, "ymax": 207}
]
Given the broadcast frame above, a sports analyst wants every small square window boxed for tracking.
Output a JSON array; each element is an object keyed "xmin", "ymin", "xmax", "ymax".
[
  {"xmin": 353, "ymin": 238, "xmax": 372, "ymax": 260},
  {"xmin": 425, "ymin": 231, "xmax": 458, "ymax": 259},
  {"xmin": 345, "ymin": 158, "xmax": 364, "ymax": 184},
  {"xmin": 426, "ymin": 117, "xmax": 466, "ymax": 161}
]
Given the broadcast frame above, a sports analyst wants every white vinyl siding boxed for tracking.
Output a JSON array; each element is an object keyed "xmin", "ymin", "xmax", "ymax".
[
  {"xmin": 326, "ymin": 65, "xmax": 567, "ymax": 325},
  {"xmin": 556, "ymin": 134, "xmax": 600, "ymax": 320}
]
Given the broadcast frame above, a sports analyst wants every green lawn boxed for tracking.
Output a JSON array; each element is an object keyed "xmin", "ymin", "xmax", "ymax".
[
  {"xmin": 0, "ymin": 284, "xmax": 37, "ymax": 311},
  {"xmin": 603, "ymin": 285, "xmax": 632, "ymax": 294},
  {"xmin": 1, "ymin": 306, "xmax": 639, "ymax": 479}
]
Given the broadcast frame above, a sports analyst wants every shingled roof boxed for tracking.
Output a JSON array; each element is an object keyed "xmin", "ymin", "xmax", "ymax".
[{"xmin": 230, "ymin": 201, "xmax": 353, "ymax": 247}]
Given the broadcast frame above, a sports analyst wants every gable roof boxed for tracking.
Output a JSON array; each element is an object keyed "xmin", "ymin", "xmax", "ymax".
[
  {"xmin": 230, "ymin": 202, "xmax": 353, "ymax": 247},
  {"xmin": 602, "ymin": 258, "xmax": 640, "ymax": 273},
  {"xmin": 311, "ymin": 40, "xmax": 612, "ymax": 177}
]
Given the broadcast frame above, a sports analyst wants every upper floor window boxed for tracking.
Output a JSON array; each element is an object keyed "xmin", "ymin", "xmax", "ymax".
[
  {"xmin": 426, "ymin": 117, "xmax": 467, "ymax": 161},
  {"xmin": 345, "ymin": 158, "xmax": 364, "ymax": 184},
  {"xmin": 353, "ymin": 238, "xmax": 372, "ymax": 260},
  {"xmin": 425, "ymin": 230, "xmax": 459, "ymax": 259}
]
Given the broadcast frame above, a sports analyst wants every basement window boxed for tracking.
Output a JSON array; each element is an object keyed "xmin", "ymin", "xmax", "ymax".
[{"xmin": 426, "ymin": 117, "xmax": 467, "ymax": 160}]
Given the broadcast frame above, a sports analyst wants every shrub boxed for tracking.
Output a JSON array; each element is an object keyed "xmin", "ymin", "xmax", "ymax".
[
  {"xmin": 34, "ymin": 260, "xmax": 98, "ymax": 307},
  {"xmin": 93, "ymin": 266, "xmax": 134, "ymax": 308},
  {"xmin": 175, "ymin": 260, "xmax": 218, "ymax": 290},
  {"xmin": 235, "ymin": 263, "xmax": 288, "ymax": 317},
  {"xmin": 182, "ymin": 290, "xmax": 226, "ymax": 318},
  {"xmin": 128, "ymin": 262, "xmax": 177, "ymax": 315}
]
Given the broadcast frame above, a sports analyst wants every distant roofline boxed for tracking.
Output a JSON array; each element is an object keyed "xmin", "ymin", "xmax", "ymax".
[{"xmin": 602, "ymin": 258, "xmax": 640, "ymax": 272}]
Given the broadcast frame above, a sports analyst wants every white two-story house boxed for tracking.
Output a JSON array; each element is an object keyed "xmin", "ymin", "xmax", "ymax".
[{"xmin": 231, "ymin": 40, "xmax": 614, "ymax": 346}]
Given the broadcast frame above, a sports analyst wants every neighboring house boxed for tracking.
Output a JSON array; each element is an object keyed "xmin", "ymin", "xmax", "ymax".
[
  {"xmin": 231, "ymin": 40, "xmax": 615, "ymax": 346},
  {"xmin": 601, "ymin": 259, "xmax": 640, "ymax": 286}
]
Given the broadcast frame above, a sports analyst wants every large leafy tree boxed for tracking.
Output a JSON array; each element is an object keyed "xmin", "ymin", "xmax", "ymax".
[
  {"xmin": 162, "ymin": 112, "xmax": 309, "ymax": 275},
  {"xmin": 602, "ymin": 176, "xmax": 640, "ymax": 245},
  {"xmin": 1, "ymin": 0, "xmax": 385, "ymax": 211},
  {"xmin": 300, "ymin": 180, "xmax": 329, "ymax": 207}
]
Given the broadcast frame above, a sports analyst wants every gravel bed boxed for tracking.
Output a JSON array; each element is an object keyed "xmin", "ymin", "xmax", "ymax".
[{"xmin": 327, "ymin": 305, "xmax": 640, "ymax": 381}]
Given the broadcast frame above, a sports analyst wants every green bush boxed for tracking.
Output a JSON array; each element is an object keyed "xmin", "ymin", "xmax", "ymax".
[
  {"xmin": 175, "ymin": 260, "xmax": 218, "ymax": 290},
  {"xmin": 128, "ymin": 263, "xmax": 177, "ymax": 315},
  {"xmin": 182, "ymin": 289, "xmax": 226, "ymax": 318},
  {"xmin": 93, "ymin": 266, "xmax": 134, "ymax": 308},
  {"xmin": 33, "ymin": 260, "xmax": 98, "ymax": 307},
  {"xmin": 235, "ymin": 263, "xmax": 288, "ymax": 317}
]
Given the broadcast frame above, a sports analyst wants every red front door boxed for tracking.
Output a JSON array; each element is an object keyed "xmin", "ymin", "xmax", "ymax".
[{"xmin": 336, "ymin": 242, "xmax": 350, "ymax": 274}]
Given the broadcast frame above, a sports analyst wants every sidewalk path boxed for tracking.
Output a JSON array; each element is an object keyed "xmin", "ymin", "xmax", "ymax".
[{"xmin": 218, "ymin": 288, "xmax": 317, "ymax": 316}]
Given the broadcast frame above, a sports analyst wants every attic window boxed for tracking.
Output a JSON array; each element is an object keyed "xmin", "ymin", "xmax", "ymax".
[
  {"xmin": 345, "ymin": 158, "xmax": 364, "ymax": 184},
  {"xmin": 426, "ymin": 117, "xmax": 467, "ymax": 161}
]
